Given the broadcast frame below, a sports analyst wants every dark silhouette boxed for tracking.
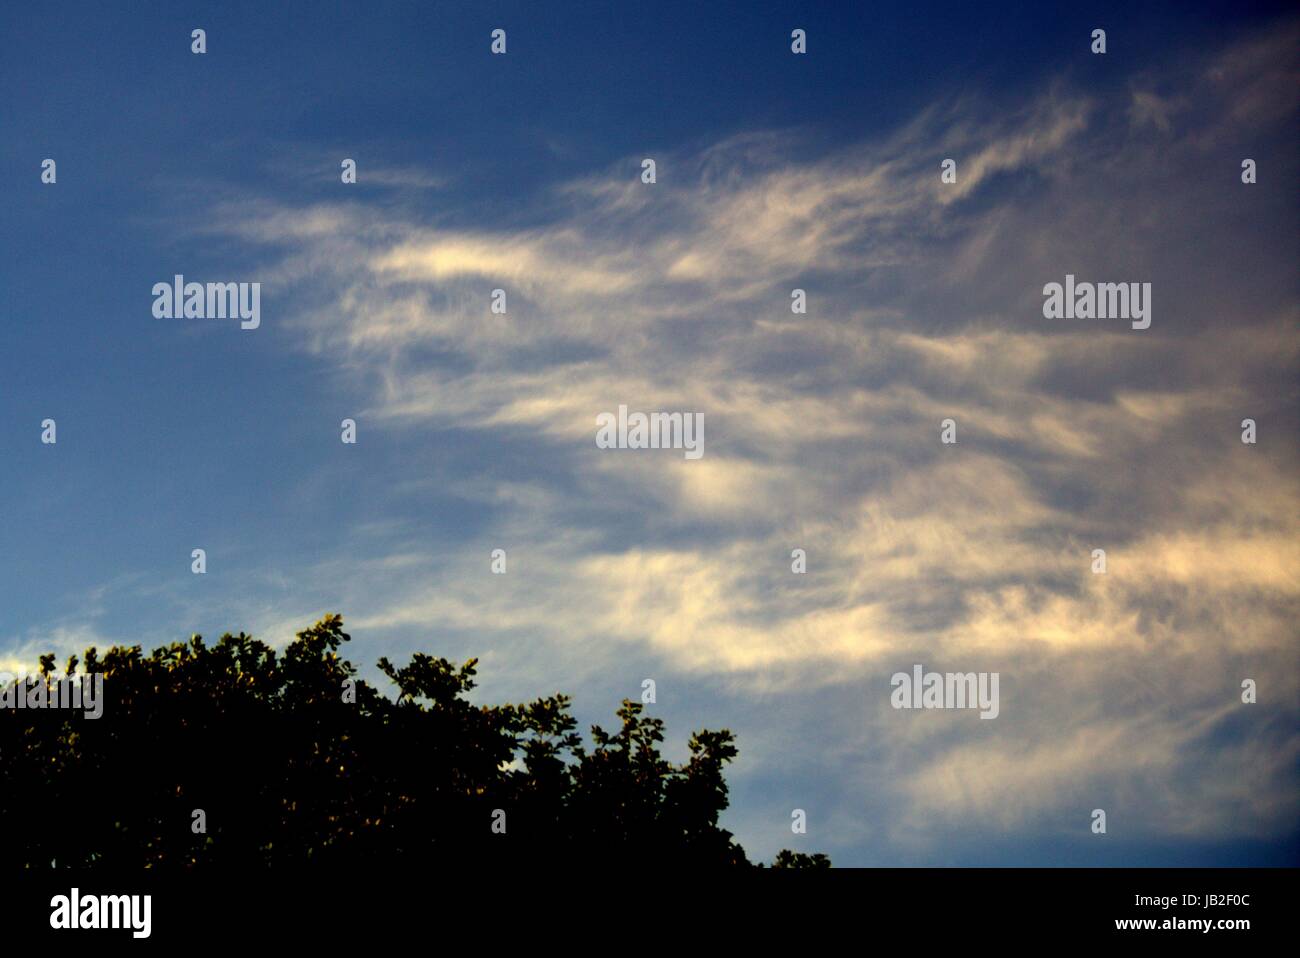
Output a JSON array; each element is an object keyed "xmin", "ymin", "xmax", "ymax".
[{"xmin": 0, "ymin": 614, "xmax": 828, "ymax": 869}]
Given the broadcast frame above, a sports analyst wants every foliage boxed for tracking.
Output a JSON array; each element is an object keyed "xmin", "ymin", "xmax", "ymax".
[{"xmin": 0, "ymin": 615, "xmax": 827, "ymax": 869}]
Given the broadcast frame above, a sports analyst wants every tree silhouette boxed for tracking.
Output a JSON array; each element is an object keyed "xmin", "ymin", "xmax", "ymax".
[{"xmin": 0, "ymin": 615, "xmax": 827, "ymax": 869}]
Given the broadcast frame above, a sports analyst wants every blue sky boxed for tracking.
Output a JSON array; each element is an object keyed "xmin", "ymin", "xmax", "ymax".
[{"xmin": 2, "ymin": 0, "xmax": 1298, "ymax": 866}]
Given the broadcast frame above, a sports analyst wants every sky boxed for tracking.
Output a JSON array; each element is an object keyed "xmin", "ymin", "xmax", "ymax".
[{"xmin": 1, "ymin": 0, "xmax": 1297, "ymax": 866}]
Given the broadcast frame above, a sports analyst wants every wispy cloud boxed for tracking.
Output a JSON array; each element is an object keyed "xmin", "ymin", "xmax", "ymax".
[{"xmin": 14, "ymin": 18, "xmax": 1296, "ymax": 865}]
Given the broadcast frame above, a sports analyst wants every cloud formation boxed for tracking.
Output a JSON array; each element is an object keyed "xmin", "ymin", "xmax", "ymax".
[{"xmin": 16, "ymin": 19, "xmax": 1295, "ymax": 865}]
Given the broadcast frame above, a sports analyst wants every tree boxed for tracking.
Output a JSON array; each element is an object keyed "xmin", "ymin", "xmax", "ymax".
[{"xmin": 0, "ymin": 614, "xmax": 827, "ymax": 869}]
